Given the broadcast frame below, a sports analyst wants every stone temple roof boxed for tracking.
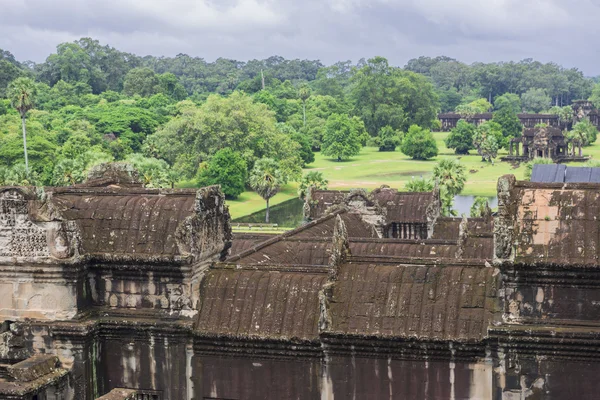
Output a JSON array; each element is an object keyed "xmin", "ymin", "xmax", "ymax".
[
  {"xmin": 307, "ymin": 187, "xmax": 436, "ymax": 224},
  {"xmin": 0, "ymin": 163, "xmax": 231, "ymax": 263},
  {"xmin": 196, "ymin": 268, "xmax": 328, "ymax": 341},
  {"xmin": 203, "ymin": 197, "xmax": 498, "ymax": 344},
  {"xmin": 327, "ymin": 263, "xmax": 497, "ymax": 341},
  {"xmin": 227, "ymin": 209, "xmax": 379, "ymax": 262},
  {"xmin": 49, "ymin": 187, "xmax": 198, "ymax": 256}
]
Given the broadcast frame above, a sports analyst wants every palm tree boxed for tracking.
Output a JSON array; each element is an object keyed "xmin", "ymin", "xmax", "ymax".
[
  {"xmin": 404, "ymin": 176, "xmax": 434, "ymax": 192},
  {"xmin": 7, "ymin": 77, "xmax": 36, "ymax": 171},
  {"xmin": 298, "ymin": 84, "xmax": 311, "ymax": 127},
  {"xmin": 432, "ymin": 159, "xmax": 467, "ymax": 217},
  {"xmin": 249, "ymin": 158, "xmax": 282, "ymax": 223},
  {"xmin": 432, "ymin": 159, "xmax": 466, "ymax": 197}
]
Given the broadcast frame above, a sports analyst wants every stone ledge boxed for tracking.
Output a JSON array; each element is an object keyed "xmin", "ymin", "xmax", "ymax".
[
  {"xmin": 7, "ymin": 355, "xmax": 58, "ymax": 382},
  {"xmin": 96, "ymin": 388, "xmax": 137, "ymax": 400}
]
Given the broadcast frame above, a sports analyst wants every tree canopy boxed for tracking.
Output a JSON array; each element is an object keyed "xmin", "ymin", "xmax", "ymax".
[
  {"xmin": 321, "ymin": 113, "xmax": 363, "ymax": 161},
  {"xmin": 445, "ymin": 119, "xmax": 476, "ymax": 154},
  {"xmin": 352, "ymin": 57, "xmax": 439, "ymax": 136},
  {"xmin": 400, "ymin": 125, "xmax": 438, "ymax": 160},
  {"xmin": 197, "ymin": 148, "xmax": 247, "ymax": 199}
]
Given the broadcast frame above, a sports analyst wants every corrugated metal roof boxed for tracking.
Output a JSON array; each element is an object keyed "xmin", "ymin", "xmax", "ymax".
[
  {"xmin": 529, "ymin": 164, "xmax": 600, "ymax": 183},
  {"xmin": 565, "ymin": 167, "xmax": 600, "ymax": 183},
  {"xmin": 530, "ymin": 164, "xmax": 566, "ymax": 183}
]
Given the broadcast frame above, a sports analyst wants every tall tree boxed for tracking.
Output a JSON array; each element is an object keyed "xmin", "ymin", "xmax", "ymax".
[
  {"xmin": 321, "ymin": 113, "xmax": 362, "ymax": 161},
  {"xmin": 298, "ymin": 171, "xmax": 328, "ymax": 199},
  {"xmin": 445, "ymin": 120, "xmax": 476, "ymax": 154},
  {"xmin": 7, "ymin": 77, "xmax": 37, "ymax": 171},
  {"xmin": 249, "ymin": 158, "xmax": 283, "ymax": 223},
  {"xmin": 494, "ymin": 93, "xmax": 521, "ymax": 113},
  {"xmin": 123, "ymin": 67, "xmax": 160, "ymax": 97},
  {"xmin": 432, "ymin": 159, "xmax": 467, "ymax": 216},
  {"xmin": 521, "ymin": 88, "xmax": 551, "ymax": 113},
  {"xmin": 492, "ymin": 102, "xmax": 522, "ymax": 147},
  {"xmin": 473, "ymin": 121, "xmax": 501, "ymax": 162},
  {"xmin": 298, "ymin": 83, "xmax": 311, "ymax": 126},
  {"xmin": 432, "ymin": 159, "xmax": 466, "ymax": 197},
  {"xmin": 147, "ymin": 91, "xmax": 301, "ymax": 179},
  {"xmin": 400, "ymin": 125, "xmax": 438, "ymax": 160},
  {"xmin": 0, "ymin": 59, "xmax": 23, "ymax": 97},
  {"xmin": 352, "ymin": 57, "xmax": 439, "ymax": 136},
  {"xmin": 197, "ymin": 148, "xmax": 247, "ymax": 199},
  {"xmin": 570, "ymin": 119, "xmax": 598, "ymax": 147},
  {"xmin": 455, "ymin": 98, "xmax": 492, "ymax": 117}
]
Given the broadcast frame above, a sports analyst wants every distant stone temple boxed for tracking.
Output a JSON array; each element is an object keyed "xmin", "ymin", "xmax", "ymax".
[
  {"xmin": 4, "ymin": 165, "xmax": 600, "ymax": 398},
  {"xmin": 438, "ymin": 112, "xmax": 561, "ymax": 131},
  {"xmin": 438, "ymin": 100, "xmax": 600, "ymax": 132},
  {"xmin": 502, "ymin": 125, "xmax": 588, "ymax": 162}
]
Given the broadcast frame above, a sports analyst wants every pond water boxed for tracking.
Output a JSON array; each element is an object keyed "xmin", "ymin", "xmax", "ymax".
[
  {"xmin": 233, "ymin": 198, "xmax": 305, "ymax": 227},
  {"xmin": 453, "ymin": 195, "xmax": 498, "ymax": 216},
  {"xmin": 233, "ymin": 196, "xmax": 498, "ymax": 227}
]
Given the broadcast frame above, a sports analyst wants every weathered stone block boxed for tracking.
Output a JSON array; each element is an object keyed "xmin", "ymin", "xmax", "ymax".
[{"xmin": 7, "ymin": 354, "xmax": 59, "ymax": 382}]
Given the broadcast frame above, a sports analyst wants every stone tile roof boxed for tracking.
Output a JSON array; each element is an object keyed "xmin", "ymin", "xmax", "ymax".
[
  {"xmin": 230, "ymin": 233, "xmax": 275, "ymax": 257},
  {"xmin": 196, "ymin": 268, "xmax": 328, "ymax": 341},
  {"xmin": 348, "ymin": 237, "xmax": 493, "ymax": 262},
  {"xmin": 349, "ymin": 240, "xmax": 460, "ymax": 260},
  {"xmin": 307, "ymin": 190, "xmax": 347, "ymax": 219},
  {"xmin": 372, "ymin": 189, "xmax": 434, "ymax": 224},
  {"xmin": 50, "ymin": 189, "xmax": 197, "ymax": 256},
  {"xmin": 227, "ymin": 210, "xmax": 378, "ymax": 265},
  {"xmin": 231, "ymin": 238, "xmax": 333, "ymax": 266},
  {"xmin": 292, "ymin": 212, "xmax": 378, "ymax": 239},
  {"xmin": 462, "ymin": 237, "xmax": 494, "ymax": 260},
  {"xmin": 308, "ymin": 188, "xmax": 434, "ymax": 223},
  {"xmin": 430, "ymin": 218, "xmax": 462, "ymax": 239},
  {"xmin": 523, "ymin": 126, "xmax": 564, "ymax": 138},
  {"xmin": 327, "ymin": 264, "xmax": 497, "ymax": 341},
  {"xmin": 431, "ymin": 217, "xmax": 493, "ymax": 240}
]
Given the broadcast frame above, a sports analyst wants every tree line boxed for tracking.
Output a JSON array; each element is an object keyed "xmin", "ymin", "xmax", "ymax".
[
  {"xmin": 405, "ymin": 56, "xmax": 595, "ymax": 112},
  {"xmin": 2, "ymin": 38, "xmax": 600, "ymax": 219}
]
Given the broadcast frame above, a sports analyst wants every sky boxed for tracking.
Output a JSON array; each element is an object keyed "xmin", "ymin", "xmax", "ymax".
[{"xmin": 1, "ymin": 0, "xmax": 599, "ymax": 75}]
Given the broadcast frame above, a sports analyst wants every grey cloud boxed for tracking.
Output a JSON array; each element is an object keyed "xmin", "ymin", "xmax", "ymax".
[{"xmin": 0, "ymin": 0, "xmax": 599, "ymax": 74}]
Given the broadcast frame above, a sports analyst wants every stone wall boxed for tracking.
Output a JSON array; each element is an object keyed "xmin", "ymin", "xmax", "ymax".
[
  {"xmin": 5, "ymin": 170, "xmax": 600, "ymax": 399},
  {"xmin": 438, "ymin": 113, "xmax": 562, "ymax": 131}
]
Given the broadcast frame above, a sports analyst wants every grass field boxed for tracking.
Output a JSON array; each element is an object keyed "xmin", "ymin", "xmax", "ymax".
[{"xmin": 224, "ymin": 131, "xmax": 600, "ymax": 219}]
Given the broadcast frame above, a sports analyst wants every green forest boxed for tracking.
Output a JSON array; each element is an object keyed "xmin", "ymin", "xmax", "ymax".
[{"xmin": 2, "ymin": 38, "xmax": 600, "ymax": 218}]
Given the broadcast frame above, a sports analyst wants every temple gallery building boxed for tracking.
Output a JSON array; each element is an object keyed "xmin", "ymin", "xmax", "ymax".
[
  {"xmin": 2, "ymin": 164, "xmax": 600, "ymax": 399},
  {"xmin": 502, "ymin": 125, "xmax": 588, "ymax": 162}
]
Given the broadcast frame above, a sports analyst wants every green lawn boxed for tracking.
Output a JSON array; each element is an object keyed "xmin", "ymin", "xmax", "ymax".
[
  {"xmin": 305, "ymin": 132, "xmax": 525, "ymax": 197},
  {"xmin": 221, "ymin": 132, "xmax": 600, "ymax": 219},
  {"xmin": 226, "ymin": 183, "xmax": 299, "ymax": 220}
]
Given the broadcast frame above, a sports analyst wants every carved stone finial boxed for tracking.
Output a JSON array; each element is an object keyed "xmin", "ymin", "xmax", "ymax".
[
  {"xmin": 455, "ymin": 214, "xmax": 469, "ymax": 259},
  {"xmin": 426, "ymin": 184, "xmax": 442, "ymax": 238},
  {"xmin": 176, "ymin": 185, "xmax": 232, "ymax": 261},
  {"xmin": 494, "ymin": 175, "xmax": 517, "ymax": 262},
  {"xmin": 328, "ymin": 215, "xmax": 349, "ymax": 279}
]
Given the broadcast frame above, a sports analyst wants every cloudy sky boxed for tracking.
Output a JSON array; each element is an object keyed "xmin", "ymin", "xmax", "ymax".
[{"xmin": 1, "ymin": 0, "xmax": 599, "ymax": 74}]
